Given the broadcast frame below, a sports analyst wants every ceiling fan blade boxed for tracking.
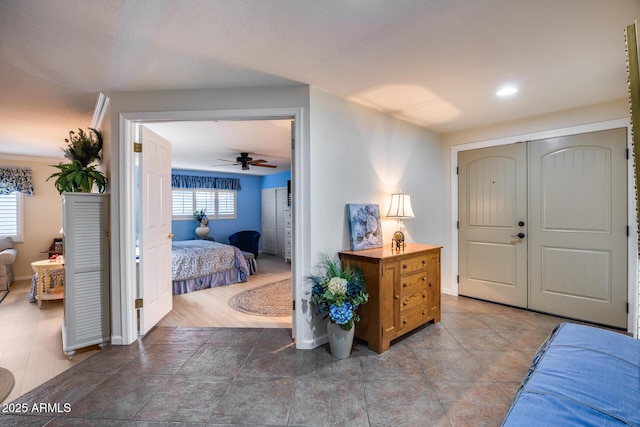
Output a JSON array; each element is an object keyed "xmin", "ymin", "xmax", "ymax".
[
  {"xmin": 249, "ymin": 159, "xmax": 268, "ymax": 164},
  {"xmin": 253, "ymin": 163, "xmax": 278, "ymax": 168},
  {"xmin": 217, "ymin": 158, "xmax": 240, "ymax": 163}
]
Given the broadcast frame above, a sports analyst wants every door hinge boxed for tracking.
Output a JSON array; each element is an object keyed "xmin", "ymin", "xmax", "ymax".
[
  {"xmin": 626, "ymin": 302, "xmax": 629, "ymax": 313},
  {"xmin": 627, "ymin": 225, "xmax": 630, "ymax": 237},
  {"xmin": 457, "ymin": 221, "xmax": 459, "ymax": 229},
  {"xmin": 457, "ymin": 275, "xmax": 460, "ymax": 283},
  {"xmin": 133, "ymin": 142, "xmax": 142, "ymax": 153},
  {"xmin": 292, "ymin": 300, "xmax": 295, "ymax": 311},
  {"xmin": 626, "ymin": 148, "xmax": 629, "ymax": 159},
  {"xmin": 135, "ymin": 298, "xmax": 143, "ymax": 309},
  {"xmin": 456, "ymin": 166, "xmax": 459, "ymax": 175}
]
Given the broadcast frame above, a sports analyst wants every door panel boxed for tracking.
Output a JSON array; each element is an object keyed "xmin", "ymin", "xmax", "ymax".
[
  {"xmin": 139, "ymin": 126, "xmax": 173, "ymax": 335},
  {"xmin": 528, "ymin": 128, "xmax": 627, "ymax": 328},
  {"xmin": 458, "ymin": 143, "xmax": 528, "ymax": 307}
]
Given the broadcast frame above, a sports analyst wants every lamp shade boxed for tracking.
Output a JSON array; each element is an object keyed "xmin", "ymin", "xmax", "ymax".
[{"xmin": 386, "ymin": 193, "xmax": 415, "ymax": 218}]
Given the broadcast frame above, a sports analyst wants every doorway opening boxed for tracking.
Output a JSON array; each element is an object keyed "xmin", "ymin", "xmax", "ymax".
[
  {"xmin": 119, "ymin": 107, "xmax": 303, "ymax": 346},
  {"xmin": 139, "ymin": 119, "xmax": 293, "ymax": 330}
]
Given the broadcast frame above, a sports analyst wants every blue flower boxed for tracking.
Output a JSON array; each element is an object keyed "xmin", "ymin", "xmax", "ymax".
[
  {"xmin": 329, "ymin": 302, "xmax": 354, "ymax": 325},
  {"xmin": 346, "ymin": 280, "xmax": 364, "ymax": 298},
  {"xmin": 311, "ymin": 282, "xmax": 324, "ymax": 296}
]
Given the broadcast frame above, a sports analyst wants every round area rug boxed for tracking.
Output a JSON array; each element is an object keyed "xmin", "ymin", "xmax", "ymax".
[
  {"xmin": 0, "ymin": 367, "xmax": 15, "ymax": 403},
  {"xmin": 229, "ymin": 279, "xmax": 291, "ymax": 317}
]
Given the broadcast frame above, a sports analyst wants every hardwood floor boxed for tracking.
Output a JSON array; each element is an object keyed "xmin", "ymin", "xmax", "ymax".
[
  {"xmin": 158, "ymin": 253, "xmax": 292, "ymax": 328},
  {"xmin": 0, "ymin": 253, "xmax": 291, "ymax": 404},
  {"xmin": 0, "ymin": 278, "xmax": 97, "ymax": 404}
]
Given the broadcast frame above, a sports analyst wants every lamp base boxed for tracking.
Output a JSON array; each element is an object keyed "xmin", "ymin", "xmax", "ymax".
[{"xmin": 391, "ymin": 230, "xmax": 405, "ymax": 251}]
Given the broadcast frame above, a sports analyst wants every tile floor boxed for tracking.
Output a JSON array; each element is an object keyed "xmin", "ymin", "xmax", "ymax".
[{"xmin": 0, "ymin": 294, "xmax": 587, "ymax": 426}]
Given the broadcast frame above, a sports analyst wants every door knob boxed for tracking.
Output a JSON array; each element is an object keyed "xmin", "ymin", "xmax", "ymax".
[
  {"xmin": 168, "ymin": 233, "xmax": 174, "ymax": 239},
  {"xmin": 510, "ymin": 233, "xmax": 525, "ymax": 239},
  {"xmin": 518, "ymin": 221, "xmax": 525, "ymax": 227}
]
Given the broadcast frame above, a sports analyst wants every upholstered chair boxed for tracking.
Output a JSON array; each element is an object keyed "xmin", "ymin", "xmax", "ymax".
[
  {"xmin": 0, "ymin": 236, "xmax": 17, "ymax": 291},
  {"xmin": 228, "ymin": 230, "xmax": 261, "ymax": 258}
]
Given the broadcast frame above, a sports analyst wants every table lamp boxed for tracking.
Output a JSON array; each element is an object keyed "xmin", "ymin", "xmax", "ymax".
[{"xmin": 386, "ymin": 192, "xmax": 415, "ymax": 250}]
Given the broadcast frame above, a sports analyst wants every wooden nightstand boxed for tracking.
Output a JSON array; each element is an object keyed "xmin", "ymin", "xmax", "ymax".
[{"xmin": 339, "ymin": 244, "xmax": 442, "ymax": 353}]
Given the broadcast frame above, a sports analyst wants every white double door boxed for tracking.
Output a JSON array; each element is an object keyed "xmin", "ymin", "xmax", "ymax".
[{"xmin": 458, "ymin": 128, "xmax": 628, "ymax": 329}]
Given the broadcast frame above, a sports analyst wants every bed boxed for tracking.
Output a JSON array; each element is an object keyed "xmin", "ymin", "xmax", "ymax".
[{"xmin": 172, "ymin": 240, "xmax": 250, "ymax": 295}]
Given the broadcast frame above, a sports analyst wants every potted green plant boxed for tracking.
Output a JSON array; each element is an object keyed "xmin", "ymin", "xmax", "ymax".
[
  {"xmin": 47, "ymin": 127, "xmax": 107, "ymax": 194},
  {"xmin": 308, "ymin": 254, "xmax": 369, "ymax": 359},
  {"xmin": 61, "ymin": 128, "xmax": 103, "ymax": 167}
]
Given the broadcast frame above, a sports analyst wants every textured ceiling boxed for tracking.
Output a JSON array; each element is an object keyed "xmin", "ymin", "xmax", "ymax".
[{"xmin": 1, "ymin": 0, "xmax": 638, "ymax": 174}]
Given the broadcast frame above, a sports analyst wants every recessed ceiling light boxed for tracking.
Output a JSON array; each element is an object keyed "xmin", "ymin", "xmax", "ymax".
[{"xmin": 496, "ymin": 86, "xmax": 518, "ymax": 97}]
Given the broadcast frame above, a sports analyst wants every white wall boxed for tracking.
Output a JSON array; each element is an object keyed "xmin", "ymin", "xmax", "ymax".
[{"xmin": 306, "ymin": 87, "xmax": 443, "ymax": 346}]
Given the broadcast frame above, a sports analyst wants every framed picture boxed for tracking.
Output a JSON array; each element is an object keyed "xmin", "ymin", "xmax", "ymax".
[{"xmin": 347, "ymin": 204, "xmax": 383, "ymax": 251}]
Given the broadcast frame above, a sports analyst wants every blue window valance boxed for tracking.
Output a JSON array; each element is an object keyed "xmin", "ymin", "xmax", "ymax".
[
  {"xmin": 0, "ymin": 167, "xmax": 34, "ymax": 196},
  {"xmin": 171, "ymin": 174, "xmax": 241, "ymax": 191}
]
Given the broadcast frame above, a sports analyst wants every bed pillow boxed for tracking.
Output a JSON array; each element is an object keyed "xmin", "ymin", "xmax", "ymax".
[{"xmin": 0, "ymin": 236, "xmax": 14, "ymax": 251}]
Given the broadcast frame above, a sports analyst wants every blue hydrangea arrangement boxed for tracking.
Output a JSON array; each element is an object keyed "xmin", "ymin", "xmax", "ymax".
[{"xmin": 308, "ymin": 254, "xmax": 369, "ymax": 331}]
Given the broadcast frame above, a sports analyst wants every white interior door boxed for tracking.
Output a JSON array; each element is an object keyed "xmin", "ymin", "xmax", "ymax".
[
  {"xmin": 261, "ymin": 188, "xmax": 277, "ymax": 254},
  {"xmin": 458, "ymin": 143, "xmax": 528, "ymax": 307},
  {"xmin": 528, "ymin": 128, "xmax": 628, "ymax": 328},
  {"xmin": 139, "ymin": 126, "xmax": 173, "ymax": 335}
]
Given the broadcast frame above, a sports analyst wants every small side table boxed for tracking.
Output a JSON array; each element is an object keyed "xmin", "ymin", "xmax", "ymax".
[{"xmin": 31, "ymin": 259, "xmax": 65, "ymax": 308}]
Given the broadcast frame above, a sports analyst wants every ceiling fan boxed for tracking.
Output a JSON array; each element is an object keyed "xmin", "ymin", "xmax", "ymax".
[{"xmin": 213, "ymin": 152, "xmax": 278, "ymax": 170}]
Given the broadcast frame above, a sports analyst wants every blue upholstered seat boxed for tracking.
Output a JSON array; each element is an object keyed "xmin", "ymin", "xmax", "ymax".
[{"xmin": 228, "ymin": 230, "xmax": 260, "ymax": 258}]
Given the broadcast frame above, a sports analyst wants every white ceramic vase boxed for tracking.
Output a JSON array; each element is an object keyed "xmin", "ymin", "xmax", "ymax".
[
  {"xmin": 195, "ymin": 225, "xmax": 210, "ymax": 238},
  {"xmin": 327, "ymin": 322, "xmax": 355, "ymax": 359}
]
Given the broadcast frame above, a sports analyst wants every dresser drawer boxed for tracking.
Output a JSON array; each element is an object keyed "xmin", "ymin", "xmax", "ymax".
[
  {"xmin": 400, "ymin": 271, "xmax": 427, "ymax": 296},
  {"xmin": 401, "ymin": 306, "xmax": 429, "ymax": 331},
  {"xmin": 400, "ymin": 255, "xmax": 427, "ymax": 276},
  {"xmin": 400, "ymin": 290, "xmax": 427, "ymax": 312}
]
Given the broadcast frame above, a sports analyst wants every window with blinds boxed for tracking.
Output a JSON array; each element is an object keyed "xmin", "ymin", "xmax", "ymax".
[
  {"xmin": 171, "ymin": 189, "xmax": 237, "ymax": 220},
  {"xmin": 0, "ymin": 193, "xmax": 24, "ymax": 241}
]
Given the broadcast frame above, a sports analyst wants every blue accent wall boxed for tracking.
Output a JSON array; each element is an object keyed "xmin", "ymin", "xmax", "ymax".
[
  {"xmin": 171, "ymin": 169, "xmax": 291, "ymax": 245},
  {"xmin": 262, "ymin": 171, "xmax": 291, "ymax": 189},
  {"xmin": 172, "ymin": 169, "xmax": 263, "ymax": 243}
]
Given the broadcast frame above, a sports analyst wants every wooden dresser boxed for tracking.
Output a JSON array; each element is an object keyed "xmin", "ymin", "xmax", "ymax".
[{"xmin": 339, "ymin": 244, "xmax": 442, "ymax": 353}]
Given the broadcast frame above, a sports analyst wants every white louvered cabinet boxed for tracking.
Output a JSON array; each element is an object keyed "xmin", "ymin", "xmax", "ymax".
[{"xmin": 62, "ymin": 193, "xmax": 110, "ymax": 358}]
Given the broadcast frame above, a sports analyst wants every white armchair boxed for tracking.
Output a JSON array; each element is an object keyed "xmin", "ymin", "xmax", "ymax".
[{"xmin": 0, "ymin": 236, "xmax": 17, "ymax": 292}]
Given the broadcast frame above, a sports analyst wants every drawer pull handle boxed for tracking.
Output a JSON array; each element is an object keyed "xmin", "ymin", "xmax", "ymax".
[
  {"xmin": 403, "ymin": 283, "xmax": 407, "ymax": 288},
  {"xmin": 402, "ymin": 301, "xmax": 407, "ymax": 306},
  {"xmin": 394, "ymin": 294, "xmax": 400, "ymax": 299},
  {"xmin": 429, "ymin": 283, "xmax": 432, "ymax": 287},
  {"xmin": 422, "ymin": 276, "xmax": 426, "ymax": 281},
  {"xmin": 402, "ymin": 264, "xmax": 407, "ymax": 269},
  {"xmin": 403, "ymin": 319, "xmax": 408, "ymax": 324}
]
